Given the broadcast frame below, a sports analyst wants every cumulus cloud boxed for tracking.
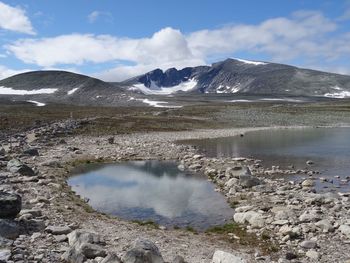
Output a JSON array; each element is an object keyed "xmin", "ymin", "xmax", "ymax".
[
  {"xmin": 87, "ymin": 11, "xmax": 113, "ymax": 23},
  {"xmin": 4, "ymin": 10, "xmax": 350, "ymax": 81},
  {"xmin": 0, "ymin": 65, "xmax": 31, "ymax": 80},
  {"xmin": 0, "ymin": 1, "xmax": 35, "ymax": 35}
]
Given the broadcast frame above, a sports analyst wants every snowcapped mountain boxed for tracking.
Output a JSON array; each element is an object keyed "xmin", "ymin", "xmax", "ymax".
[
  {"xmin": 123, "ymin": 58, "xmax": 350, "ymax": 98},
  {"xmin": 0, "ymin": 71, "xmax": 133, "ymax": 106}
]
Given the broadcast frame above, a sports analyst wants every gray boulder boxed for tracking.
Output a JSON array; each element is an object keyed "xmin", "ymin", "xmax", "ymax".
[
  {"xmin": 7, "ymin": 159, "xmax": 35, "ymax": 176},
  {"xmin": 212, "ymin": 250, "xmax": 246, "ymax": 263},
  {"xmin": 0, "ymin": 192, "xmax": 21, "ymax": 218},
  {"xmin": 0, "ymin": 219, "xmax": 20, "ymax": 239},
  {"xmin": 123, "ymin": 238, "xmax": 164, "ymax": 263},
  {"xmin": 23, "ymin": 148, "xmax": 39, "ymax": 156},
  {"xmin": 101, "ymin": 253, "xmax": 123, "ymax": 263},
  {"xmin": 239, "ymin": 167, "xmax": 261, "ymax": 188},
  {"xmin": 172, "ymin": 255, "xmax": 186, "ymax": 263}
]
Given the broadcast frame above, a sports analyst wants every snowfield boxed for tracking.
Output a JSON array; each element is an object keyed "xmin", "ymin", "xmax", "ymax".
[
  {"xmin": 132, "ymin": 79, "xmax": 197, "ymax": 95},
  {"xmin": 234, "ymin": 58, "xmax": 268, "ymax": 66},
  {"xmin": 26, "ymin": 100, "xmax": 46, "ymax": 106},
  {"xmin": 0, "ymin": 86, "xmax": 58, "ymax": 95},
  {"xmin": 324, "ymin": 90, "xmax": 350, "ymax": 98},
  {"xmin": 67, "ymin": 88, "xmax": 79, "ymax": 95}
]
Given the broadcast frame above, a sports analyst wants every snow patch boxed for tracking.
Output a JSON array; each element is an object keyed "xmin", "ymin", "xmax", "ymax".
[
  {"xmin": 0, "ymin": 86, "xmax": 58, "ymax": 95},
  {"xmin": 26, "ymin": 100, "xmax": 46, "ymax": 107},
  {"xmin": 67, "ymin": 88, "xmax": 79, "ymax": 95},
  {"xmin": 133, "ymin": 79, "xmax": 197, "ymax": 95},
  {"xmin": 234, "ymin": 58, "xmax": 268, "ymax": 66},
  {"xmin": 129, "ymin": 97, "xmax": 182, "ymax": 108},
  {"xmin": 324, "ymin": 91, "xmax": 350, "ymax": 98},
  {"xmin": 216, "ymin": 85, "xmax": 240, "ymax": 94}
]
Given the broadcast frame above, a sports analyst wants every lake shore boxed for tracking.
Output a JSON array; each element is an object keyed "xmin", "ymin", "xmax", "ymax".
[{"xmin": 1, "ymin": 122, "xmax": 350, "ymax": 262}]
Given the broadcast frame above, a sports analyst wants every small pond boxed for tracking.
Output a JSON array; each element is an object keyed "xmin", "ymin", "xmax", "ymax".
[
  {"xmin": 182, "ymin": 127, "xmax": 350, "ymax": 192},
  {"xmin": 68, "ymin": 160, "xmax": 234, "ymax": 230}
]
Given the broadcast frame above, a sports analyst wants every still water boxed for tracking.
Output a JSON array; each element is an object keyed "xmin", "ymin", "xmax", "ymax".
[
  {"xmin": 68, "ymin": 161, "xmax": 234, "ymax": 230},
  {"xmin": 183, "ymin": 127, "xmax": 350, "ymax": 192}
]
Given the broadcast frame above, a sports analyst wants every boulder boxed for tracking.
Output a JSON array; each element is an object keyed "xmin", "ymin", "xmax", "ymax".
[
  {"xmin": 315, "ymin": 219, "xmax": 334, "ymax": 233},
  {"xmin": 101, "ymin": 253, "xmax": 123, "ymax": 263},
  {"xmin": 0, "ymin": 248, "xmax": 11, "ymax": 262},
  {"xmin": 0, "ymin": 148, "xmax": 5, "ymax": 156},
  {"xmin": 68, "ymin": 230, "xmax": 102, "ymax": 246},
  {"xmin": 23, "ymin": 148, "xmax": 39, "ymax": 156},
  {"xmin": 7, "ymin": 159, "xmax": 35, "ymax": 176},
  {"xmin": 212, "ymin": 250, "xmax": 246, "ymax": 263},
  {"xmin": 0, "ymin": 192, "xmax": 21, "ymax": 218},
  {"xmin": 300, "ymin": 240, "xmax": 317, "ymax": 249},
  {"xmin": 123, "ymin": 238, "xmax": 164, "ymax": 263},
  {"xmin": 0, "ymin": 219, "xmax": 20, "ymax": 239},
  {"xmin": 233, "ymin": 211, "xmax": 265, "ymax": 228},
  {"xmin": 78, "ymin": 243, "xmax": 107, "ymax": 259},
  {"xmin": 172, "ymin": 255, "xmax": 186, "ymax": 263},
  {"xmin": 238, "ymin": 167, "xmax": 261, "ymax": 188},
  {"xmin": 339, "ymin": 225, "xmax": 350, "ymax": 238},
  {"xmin": 46, "ymin": 225, "xmax": 72, "ymax": 235}
]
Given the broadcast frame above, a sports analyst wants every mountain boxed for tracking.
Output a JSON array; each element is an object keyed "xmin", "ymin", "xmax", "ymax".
[
  {"xmin": 123, "ymin": 58, "xmax": 350, "ymax": 98},
  {"xmin": 0, "ymin": 71, "xmax": 131, "ymax": 106}
]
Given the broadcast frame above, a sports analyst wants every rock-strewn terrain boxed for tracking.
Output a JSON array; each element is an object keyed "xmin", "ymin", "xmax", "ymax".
[{"xmin": 1, "ymin": 121, "xmax": 350, "ymax": 263}]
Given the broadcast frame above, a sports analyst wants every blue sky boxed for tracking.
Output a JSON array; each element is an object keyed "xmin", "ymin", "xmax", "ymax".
[{"xmin": 1, "ymin": 0, "xmax": 350, "ymax": 81}]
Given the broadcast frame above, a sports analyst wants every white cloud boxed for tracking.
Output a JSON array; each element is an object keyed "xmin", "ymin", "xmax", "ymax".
[
  {"xmin": 0, "ymin": 1, "xmax": 35, "ymax": 35},
  {"xmin": 87, "ymin": 11, "xmax": 113, "ymax": 23},
  {"xmin": 4, "ymin": 10, "xmax": 350, "ymax": 81},
  {"xmin": 0, "ymin": 65, "xmax": 30, "ymax": 80}
]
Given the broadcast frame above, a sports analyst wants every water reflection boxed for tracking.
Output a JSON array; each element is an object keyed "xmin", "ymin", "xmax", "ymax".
[{"xmin": 68, "ymin": 161, "xmax": 233, "ymax": 229}]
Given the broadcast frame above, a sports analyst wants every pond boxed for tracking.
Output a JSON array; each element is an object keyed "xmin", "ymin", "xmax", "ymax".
[
  {"xmin": 182, "ymin": 127, "xmax": 350, "ymax": 192},
  {"xmin": 68, "ymin": 160, "xmax": 234, "ymax": 230}
]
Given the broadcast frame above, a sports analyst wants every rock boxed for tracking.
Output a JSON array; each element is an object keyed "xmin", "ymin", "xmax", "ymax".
[
  {"xmin": 101, "ymin": 253, "xmax": 123, "ymax": 263},
  {"xmin": 6, "ymin": 159, "xmax": 35, "ymax": 176},
  {"xmin": 0, "ymin": 192, "xmax": 21, "ymax": 218},
  {"xmin": 306, "ymin": 250, "xmax": 320, "ymax": 260},
  {"xmin": 107, "ymin": 137, "xmax": 114, "ymax": 144},
  {"xmin": 299, "ymin": 210, "xmax": 320, "ymax": 222},
  {"xmin": 285, "ymin": 252, "xmax": 297, "ymax": 260},
  {"xmin": 46, "ymin": 225, "xmax": 72, "ymax": 235},
  {"xmin": 272, "ymin": 220, "xmax": 289, "ymax": 226},
  {"xmin": 212, "ymin": 250, "xmax": 246, "ymax": 263},
  {"xmin": 239, "ymin": 167, "xmax": 261, "ymax": 188},
  {"xmin": 233, "ymin": 211, "xmax": 265, "ymax": 228},
  {"xmin": 301, "ymin": 179, "xmax": 314, "ymax": 187},
  {"xmin": 300, "ymin": 240, "xmax": 317, "ymax": 249},
  {"xmin": 54, "ymin": 234, "xmax": 68, "ymax": 242},
  {"xmin": 0, "ymin": 148, "xmax": 5, "ymax": 156},
  {"xmin": 0, "ymin": 248, "xmax": 11, "ymax": 262},
  {"xmin": 225, "ymin": 178, "xmax": 239, "ymax": 189},
  {"xmin": 315, "ymin": 219, "xmax": 334, "ymax": 232},
  {"xmin": 79, "ymin": 243, "xmax": 107, "ymax": 259},
  {"xmin": 122, "ymin": 238, "xmax": 164, "ymax": 263},
  {"xmin": 23, "ymin": 148, "xmax": 39, "ymax": 156},
  {"xmin": 62, "ymin": 246, "xmax": 85, "ymax": 263},
  {"xmin": 172, "ymin": 255, "xmax": 186, "ymax": 263},
  {"xmin": 306, "ymin": 160, "xmax": 314, "ymax": 165},
  {"xmin": 19, "ymin": 209, "xmax": 42, "ymax": 218},
  {"xmin": 0, "ymin": 219, "xmax": 20, "ymax": 239},
  {"xmin": 68, "ymin": 230, "xmax": 102, "ymax": 246},
  {"xmin": 339, "ymin": 225, "xmax": 350, "ymax": 238}
]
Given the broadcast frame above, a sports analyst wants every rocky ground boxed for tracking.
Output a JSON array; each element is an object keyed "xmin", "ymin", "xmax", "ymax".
[{"xmin": 1, "ymin": 120, "xmax": 350, "ymax": 263}]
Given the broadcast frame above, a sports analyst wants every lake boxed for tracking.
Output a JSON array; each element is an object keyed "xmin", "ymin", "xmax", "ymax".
[
  {"xmin": 68, "ymin": 160, "xmax": 234, "ymax": 230},
  {"xmin": 182, "ymin": 127, "xmax": 350, "ymax": 192}
]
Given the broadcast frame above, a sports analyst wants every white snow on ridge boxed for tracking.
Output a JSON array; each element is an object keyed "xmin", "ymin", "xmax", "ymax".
[
  {"xmin": 216, "ymin": 84, "xmax": 240, "ymax": 94},
  {"xmin": 129, "ymin": 97, "xmax": 182, "ymax": 108},
  {"xmin": 234, "ymin": 58, "xmax": 268, "ymax": 66},
  {"xmin": 67, "ymin": 88, "xmax": 79, "ymax": 95},
  {"xmin": 0, "ymin": 86, "xmax": 57, "ymax": 95},
  {"xmin": 26, "ymin": 100, "xmax": 46, "ymax": 107},
  {"xmin": 324, "ymin": 91, "xmax": 350, "ymax": 98},
  {"xmin": 132, "ymin": 79, "xmax": 197, "ymax": 95}
]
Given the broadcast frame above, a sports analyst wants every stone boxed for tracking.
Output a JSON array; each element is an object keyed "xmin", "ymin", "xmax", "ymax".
[
  {"xmin": 285, "ymin": 252, "xmax": 297, "ymax": 260},
  {"xmin": 299, "ymin": 211, "xmax": 320, "ymax": 223},
  {"xmin": 78, "ymin": 243, "xmax": 107, "ymax": 259},
  {"xmin": 212, "ymin": 250, "xmax": 246, "ymax": 263},
  {"xmin": 46, "ymin": 225, "xmax": 72, "ymax": 235},
  {"xmin": 0, "ymin": 219, "xmax": 20, "ymax": 239},
  {"xmin": 62, "ymin": 246, "xmax": 85, "ymax": 263},
  {"xmin": 0, "ymin": 192, "xmax": 21, "ymax": 218},
  {"xmin": 22, "ymin": 148, "xmax": 39, "ymax": 156},
  {"xmin": 6, "ymin": 159, "xmax": 35, "ymax": 176},
  {"xmin": 54, "ymin": 234, "xmax": 68, "ymax": 242},
  {"xmin": 225, "ymin": 178, "xmax": 238, "ymax": 189},
  {"xmin": 101, "ymin": 253, "xmax": 123, "ymax": 263},
  {"xmin": 306, "ymin": 250, "xmax": 320, "ymax": 260},
  {"xmin": 107, "ymin": 137, "xmax": 114, "ymax": 144},
  {"xmin": 315, "ymin": 219, "xmax": 334, "ymax": 232},
  {"xmin": 238, "ymin": 167, "xmax": 261, "ymax": 188},
  {"xmin": 68, "ymin": 230, "xmax": 102, "ymax": 246},
  {"xmin": 233, "ymin": 211, "xmax": 265, "ymax": 228},
  {"xmin": 272, "ymin": 220, "xmax": 289, "ymax": 226},
  {"xmin": 19, "ymin": 209, "xmax": 42, "ymax": 218},
  {"xmin": 301, "ymin": 179, "xmax": 314, "ymax": 187},
  {"xmin": 122, "ymin": 238, "xmax": 164, "ymax": 263},
  {"xmin": 0, "ymin": 148, "xmax": 5, "ymax": 156},
  {"xmin": 300, "ymin": 240, "xmax": 317, "ymax": 249},
  {"xmin": 172, "ymin": 255, "xmax": 186, "ymax": 263},
  {"xmin": 0, "ymin": 248, "xmax": 11, "ymax": 262},
  {"xmin": 339, "ymin": 225, "xmax": 350, "ymax": 238}
]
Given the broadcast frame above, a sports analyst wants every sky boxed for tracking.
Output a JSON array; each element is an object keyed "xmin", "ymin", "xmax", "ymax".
[{"xmin": 1, "ymin": 0, "xmax": 350, "ymax": 81}]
